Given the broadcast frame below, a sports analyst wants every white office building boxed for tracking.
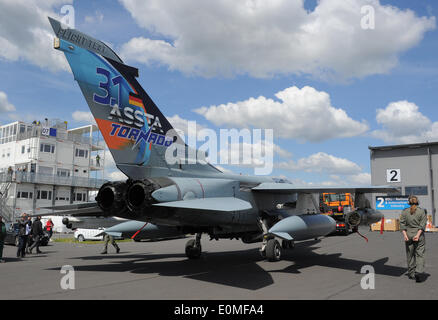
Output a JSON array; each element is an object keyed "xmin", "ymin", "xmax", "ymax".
[{"xmin": 0, "ymin": 119, "xmax": 107, "ymax": 223}]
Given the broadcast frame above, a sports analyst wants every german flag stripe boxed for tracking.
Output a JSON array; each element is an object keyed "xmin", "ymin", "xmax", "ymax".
[
  {"xmin": 130, "ymin": 99, "xmax": 144, "ymax": 108},
  {"xmin": 129, "ymin": 93, "xmax": 145, "ymax": 108},
  {"xmin": 129, "ymin": 95, "xmax": 143, "ymax": 104},
  {"xmin": 129, "ymin": 92, "xmax": 147, "ymax": 113}
]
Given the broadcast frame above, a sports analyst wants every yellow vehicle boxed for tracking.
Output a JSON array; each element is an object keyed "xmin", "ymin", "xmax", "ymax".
[
  {"xmin": 320, "ymin": 193, "xmax": 354, "ymax": 235},
  {"xmin": 321, "ymin": 193, "xmax": 354, "ymax": 214}
]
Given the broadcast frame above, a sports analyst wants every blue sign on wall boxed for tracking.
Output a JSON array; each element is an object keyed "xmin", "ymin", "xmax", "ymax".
[{"xmin": 376, "ymin": 196, "xmax": 409, "ymax": 210}]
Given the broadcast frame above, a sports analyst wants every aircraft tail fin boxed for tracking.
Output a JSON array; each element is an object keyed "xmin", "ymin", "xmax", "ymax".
[{"xmin": 49, "ymin": 17, "xmax": 220, "ymax": 179}]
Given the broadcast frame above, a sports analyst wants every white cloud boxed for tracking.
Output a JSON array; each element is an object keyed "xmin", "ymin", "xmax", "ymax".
[
  {"xmin": 276, "ymin": 169, "xmax": 371, "ymax": 187},
  {"xmin": 108, "ymin": 170, "xmax": 128, "ymax": 181},
  {"xmin": 84, "ymin": 11, "xmax": 104, "ymax": 24},
  {"xmin": 0, "ymin": 0, "xmax": 71, "ymax": 72},
  {"xmin": 167, "ymin": 114, "xmax": 290, "ymax": 170},
  {"xmin": 348, "ymin": 173, "xmax": 371, "ymax": 185},
  {"xmin": 167, "ymin": 114, "xmax": 206, "ymax": 140},
  {"xmin": 195, "ymin": 86, "xmax": 369, "ymax": 142},
  {"xmin": 372, "ymin": 101, "xmax": 438, "ymax": 144},
  {"xmin": 119, "ymin": 0, "xmax": 435, "ymax": 79},
  {"xmin": 0, "ymin": 91, "xmax": 16, "ymax": 112},
  {"xmin": 275, "ymin": 152, "xmax": 373, "ymax": 186},
  {"xmin": 72, "ymin": 110, "xmax": 96, "ymax": 125},
  {"xmin": 101, "ymin": 149, "xmax": 128, "ymax": 181},
  {"xmin": 216, "ymin": 140, "xmax": 289, "ymax": 168},
  {"xmin": 276, "ymin": 152, "xmax": 362, "ymax": 175}
]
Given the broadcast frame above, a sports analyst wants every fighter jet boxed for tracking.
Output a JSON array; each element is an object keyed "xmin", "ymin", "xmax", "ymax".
[{"xmin": 47, "ymin": 18, "xmax": 397, "ymax": 261}]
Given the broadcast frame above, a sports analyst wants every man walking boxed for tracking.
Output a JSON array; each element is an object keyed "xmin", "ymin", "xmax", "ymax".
[
  {"xmin": 101, "ymin": 233, "xmax": 120, "ymax": 254},
  {"xmin": 29, "ymin": 216, "xmax": 43, "ymax": 254},
  {"xmin": 400, "ymin": 195, "xmax": 427, "ymax": 283},
  {"xmin": 0, "ymin": 216, "xmax": 6, "ymax": 263}
]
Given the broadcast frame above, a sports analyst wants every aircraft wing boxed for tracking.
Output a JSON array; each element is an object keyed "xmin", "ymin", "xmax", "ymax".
[
  {"xmin": 152, "ymin": 197, "xmax": 252, "ymax": 212},
  {"xmin": 34, "ymin": 202, "xmax": 104, "ymax": 217},
  {"xmin": 41, "ymin": 202, "xmax": 99, "ymax": 210},
  {"xmin": 251, "ymin": 183, "xmax": 400, "ymax": 194}
]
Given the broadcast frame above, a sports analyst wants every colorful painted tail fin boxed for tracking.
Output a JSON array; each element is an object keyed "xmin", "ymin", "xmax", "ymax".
[{"xmin": 49, "ymin": 18, "xmax": 220, "ymax": 179}]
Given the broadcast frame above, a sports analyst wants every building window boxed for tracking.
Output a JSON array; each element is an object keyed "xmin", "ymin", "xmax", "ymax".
[
  {"xmin": 57, "ymin": 169, "xmax": 71, "ymax": 177},
  {"xmin": 73, "ymin": 193, "xmax": 87, "ymax": 202},
  {"xmin": 40, "ymin": 143, "xmax": 55, "ymax": 153},
  {"xmin": 21, "ymin": 145, "xmax": 25, "ymax": 154},
  {"xmin": 405, "ymin": 186, "xmax": 428, "ymax": 196},
  {"xmin": 55, "ymin": 190, "xmax": 70, "ymax": 201},
  {"xmin": 75, "ymin": 148, "xmax": 88, "ymax": 158},
  {"xmin": 37, "ymin": 190, "xmax": 52, "ymax": 200},
  {"xmin": 17, "ymin": 191, "xmax": 33, "ymax": 199}
]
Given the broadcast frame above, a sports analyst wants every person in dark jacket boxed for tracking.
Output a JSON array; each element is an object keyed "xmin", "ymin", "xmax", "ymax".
[
  {"xmin": 29, "ymin": 216, "xmax": 43, "ymax": 254},
  {"xmin": 0, "ymin": 216, "xmax": 6, "ymax": 263},
  {"xmin": 16, "ymin": 214, "xmax": 28, "ymax": 258}
]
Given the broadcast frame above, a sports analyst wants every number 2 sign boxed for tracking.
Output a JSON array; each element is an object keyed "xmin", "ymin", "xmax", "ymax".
[{"xmin": 386, "ymin": 169, "xmax": 401, "ymax": 183}]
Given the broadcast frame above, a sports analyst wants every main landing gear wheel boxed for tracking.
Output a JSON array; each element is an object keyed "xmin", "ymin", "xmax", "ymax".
[
  {"xmin": 266, "ymin": 239, "xmax": 281, "ymax": 262},
  {"xmin": 185, "ymin": 233, "xmax": 202, "ymax": 259}
]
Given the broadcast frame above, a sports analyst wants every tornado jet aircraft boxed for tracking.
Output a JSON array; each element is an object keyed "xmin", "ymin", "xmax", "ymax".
[{"xmin": 47, "ymin": 18, "xmax": 397, "ymax": 261}]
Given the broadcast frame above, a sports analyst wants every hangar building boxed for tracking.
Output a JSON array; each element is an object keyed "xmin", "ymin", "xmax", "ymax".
[{"xmin": 369, "ymin": 142, "xmax": 437, "ymax": 224}]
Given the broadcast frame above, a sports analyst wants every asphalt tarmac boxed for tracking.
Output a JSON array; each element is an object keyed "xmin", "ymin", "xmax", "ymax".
[{"xmin": 0, "ymin": 229, "xmax": 436, "ymax": 300}]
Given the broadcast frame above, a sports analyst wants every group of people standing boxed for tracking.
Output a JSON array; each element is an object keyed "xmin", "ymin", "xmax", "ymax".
[
  {"xmin": 5, "ymin": 214, "xmax": 54, "ymax": 260},
  {"xmin": 16, "ymin": 214, "xmax": 48, "ymax": 257}
]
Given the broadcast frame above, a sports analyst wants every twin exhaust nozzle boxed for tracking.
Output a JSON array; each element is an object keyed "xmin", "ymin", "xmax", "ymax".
[{"xmin": 96, "ymin": 179, "xmax": 159, "ymax": 215}]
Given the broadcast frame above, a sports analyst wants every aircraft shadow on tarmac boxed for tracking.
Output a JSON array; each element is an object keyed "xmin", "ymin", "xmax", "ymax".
[{"xmin": 46, "ymin": 239, "xmax": 407, "ymax": 291}]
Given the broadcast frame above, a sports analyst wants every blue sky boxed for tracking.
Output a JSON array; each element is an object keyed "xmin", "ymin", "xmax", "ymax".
[{"xmin": 0, "ymin": 0, "xmax": 437, "ymax": 183}]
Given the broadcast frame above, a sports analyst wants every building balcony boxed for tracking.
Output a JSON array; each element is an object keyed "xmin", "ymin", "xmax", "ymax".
[
  {"xmin": 0, "ymin": 172, "xmax": 107, "ymax": 189},
  {"xmin": 12, "ymin": 123, "xmax": 106, "ymax": 150}
]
